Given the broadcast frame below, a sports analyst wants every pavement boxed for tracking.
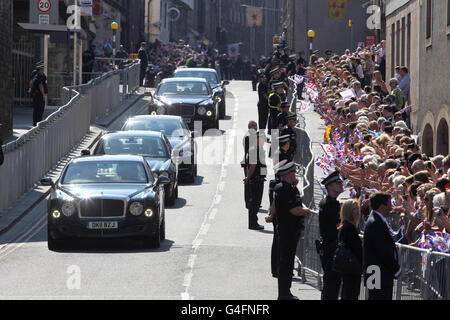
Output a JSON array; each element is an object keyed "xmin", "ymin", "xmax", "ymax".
[{"xmin": 0, "ymin": 81, "xmax": 321, "ymax": 300}]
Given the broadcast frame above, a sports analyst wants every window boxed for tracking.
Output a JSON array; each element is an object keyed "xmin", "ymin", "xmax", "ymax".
[
  {"xmin": 426, "ymin": 0, "xmax": 432, "ymax": 39},
  {"xmin": 396, "ymin": 20, "xmax": 400, "ymax": 66},
  {"xmin": 391, "ymin": 23, "xmax": 396, "ymax": 76},
  {"xmin": 407, "ymin": 14, "xmax": 411, "ymax": 68},
  {"xmin": 401, "ymin": 17, "xmax": 406, "ymax": 66}
]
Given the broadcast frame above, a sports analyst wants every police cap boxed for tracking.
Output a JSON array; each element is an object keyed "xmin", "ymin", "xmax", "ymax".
[
  {"xmin": 286, "ymin": 114, "xmax": 297, "ymax": 121},
  {"xmin": 270, "ymin": 68, "xmax": 281, "ymax": 75},
  {"xmin": 321, "ymin": 171, "xmax": 344, "ymax": 187},
  {"xmin": 276, "ymin": 162, "xmax": 296, "ymax": 177},
  {"xmin": 277, "ymin": 134, "xmax": 291, "ymax": 144},
  {"xmin": 272, "ymin": 82, "xmax": 284, "ymax": 90}
]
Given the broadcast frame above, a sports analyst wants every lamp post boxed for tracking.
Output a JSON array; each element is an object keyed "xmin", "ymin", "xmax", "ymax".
[
  {"xmin": 307, "ymin": 29, "xmax": 315, "ymax": 58},
  {"xmin": 111, "ymin": 21, "xmax": 119, "ymax": 57}
]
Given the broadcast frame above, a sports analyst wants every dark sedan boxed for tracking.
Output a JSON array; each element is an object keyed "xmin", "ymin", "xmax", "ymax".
[
  {"xmin": 122, "ymin": 116, "xmax": 198, "ymax": 183},
  {"xmin": 92, "ymin": 131, "xmax": 179, "ymax": 205},
  {"xmin": 41, "ymin": 155, "xmax": 170, "ymax": 250},
  {"xmin": 173, "ymin": 68, "xmax": 229, "ymax": 119},
  {"xmin": 149, "ymin": 78, "xmax": 220, "ymax": 131}
]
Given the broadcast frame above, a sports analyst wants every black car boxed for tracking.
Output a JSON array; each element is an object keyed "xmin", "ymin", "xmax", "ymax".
[
  {"xmin": 41, "ymin": 155, "xmax": 170, "ymax": 250},
  {"xmin": 149, "ymin": 78, "xmax": 220, "ymax": 131},
  {"xmin": 122, "ymin": 116, "xmax": 198, "ymax": 183},
  {"xmin": 92, "ymin": 131, "xmax": 179, "ymax": 205},
  {"xmin": 173, "ymin": 68, "xmax": 229, "ymax": 119}
]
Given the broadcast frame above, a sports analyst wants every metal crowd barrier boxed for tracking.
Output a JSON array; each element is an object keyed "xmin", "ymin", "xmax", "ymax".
[
  {"xmin": 287, "ymin": 76, "xmax": 450, "ymax": 300},
  {"xmin": 0, "ymin": 61, "xmax": 141, "ymax": 213}
]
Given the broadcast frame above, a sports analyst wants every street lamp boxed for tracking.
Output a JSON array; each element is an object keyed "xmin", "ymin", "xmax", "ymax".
[
  {"xmin": 111, "ymin": 21, "xmax": 119, "ymax": 57},
  {"xmin": 307, "ymin": 29, "xmax": 315, "ymax": 58}
]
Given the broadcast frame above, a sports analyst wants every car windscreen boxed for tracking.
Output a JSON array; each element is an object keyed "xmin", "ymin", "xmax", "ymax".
[
  {"xmin": 123, "ymin": 119, "xmax": 186, "ymax": 138},
  {"xmin": 157, "ymin": 81, "xmax": 209, "ymax": 96},
  {"xmin": 62, "ymin": 161, "xmax": 149, "ymax": 185},
  {"xmin": 95, "ymin": 136, "xmax": 169, "ymax": 158},
  {"xmin": 174, "ymin": 71, "xmax": 219, "ymax": 85}
]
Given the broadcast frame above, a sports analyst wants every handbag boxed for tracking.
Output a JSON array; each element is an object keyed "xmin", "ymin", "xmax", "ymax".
[{"xmin": 332, "ymin": 242, "xmax": 362, "ymax": 275}]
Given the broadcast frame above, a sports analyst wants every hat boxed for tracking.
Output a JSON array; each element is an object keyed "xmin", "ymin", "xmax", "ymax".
[
  {"xmin": 270, "ymin": 68, "xmax": 281, "ymax": 75},
  {"xmin": 280, "ymin": 102, "xmax": 290, "ymax": 109},
  {"xmin": 35, "ymin": 61, "xmax": 45, "ymax": 69},
  {"xmin": 286, "ymin": 114, "xmax": 297, "ymax": 121},
  {"xmin": 394, "ymin": 121, "xmax": 408, "ymax": 129},
  {"xmin": 277, "ymin": 134, "xmax": 291, "ymax": 144},
  {"xmin": 313, "ymin": 50, "xmax": 320, "ymax": 54},
  {"xmin": 289, "ymin": 54, "xmax": 297, "ymax": 59},
  {"xmin": 272, "ymin": 82, "xmax": 284, "ymax": 90},
  {"xmin": 276, "ymin": 161, "xmax": 297, "ymax": 177},
  {"xmin": 321, "ymin": 171, "xmax": 344, "ymax": 187}
]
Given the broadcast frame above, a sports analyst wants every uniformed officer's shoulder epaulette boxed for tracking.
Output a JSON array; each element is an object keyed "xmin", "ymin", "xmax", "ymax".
[{"xmin": 274, "ymin": 182, "xmax": 284, "ymax": 191}]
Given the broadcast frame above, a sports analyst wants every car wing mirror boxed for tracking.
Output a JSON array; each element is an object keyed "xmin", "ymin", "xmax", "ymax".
[
  {"xmin": 81, "ymin": 149, "xmax": 91, "ymax": 156},
  {"xmin": 154, "ymin": 176, "xmax": 171, "ymax": 190},
  {"xmin": 41, "ymin": 177, "xmax": 55, "ymax": 188},
  {"xmin": 222, "ymin": 80, "xmax": 230, "ymax": 86}
]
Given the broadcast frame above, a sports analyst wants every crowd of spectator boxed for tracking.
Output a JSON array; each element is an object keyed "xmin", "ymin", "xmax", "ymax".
[{"xmin": 306, "ymin": 42, "xmax": 450, "ymax": 251}]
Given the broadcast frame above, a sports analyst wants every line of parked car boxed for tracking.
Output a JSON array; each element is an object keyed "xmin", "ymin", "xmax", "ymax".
[{"xmin": 41, "ymin": 68, "xmax": 228, "ymax": 251}]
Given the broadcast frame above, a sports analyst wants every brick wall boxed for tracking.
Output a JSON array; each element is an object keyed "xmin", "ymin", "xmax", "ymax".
[{"xmin": 0, "ymin": 0, "xmax": 13, "ymax": 140}]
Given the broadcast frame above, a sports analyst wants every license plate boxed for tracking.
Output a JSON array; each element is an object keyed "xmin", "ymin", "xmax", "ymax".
[{"xmin": 86, "ymin": 221, "xmax": 118, "ymax": 230}]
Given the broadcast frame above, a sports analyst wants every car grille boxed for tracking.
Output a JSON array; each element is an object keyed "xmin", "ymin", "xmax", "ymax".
[
  {"xmin": 171, "ymin": 104, "xmax": 195, "ymax": 117},
  {"xmin": 79, "ymin": 199, "xmax": 125, "ymax": 218}
]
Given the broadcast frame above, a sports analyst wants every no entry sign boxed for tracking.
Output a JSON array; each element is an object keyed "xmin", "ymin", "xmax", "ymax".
[{"xmin": 38, "ymin": 0, "xmax": 52, "ymax": 13}]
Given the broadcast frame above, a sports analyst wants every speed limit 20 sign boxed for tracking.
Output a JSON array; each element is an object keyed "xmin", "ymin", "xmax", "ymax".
[
  {"xmin": 30, "ymin": 0, "xmax": 59, "ymax": 24},
  {"xmin": 38, "ymin": 0, "xmax": 52, "ymax": 13}
]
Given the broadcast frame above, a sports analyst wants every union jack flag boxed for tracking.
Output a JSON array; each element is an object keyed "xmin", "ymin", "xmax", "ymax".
[{"xmin": 418, "ymin": 232, "xmax": 450, "ymax": 253}]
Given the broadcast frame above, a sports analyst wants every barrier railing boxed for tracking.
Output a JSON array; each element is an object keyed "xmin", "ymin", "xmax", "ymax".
[
  {"xmin": 287, "ymin": 76, "xmax": 450, "ymax": 300},
  {"xmin": 0, "ymin": 60, "xmax": 141, "ymax": 213}
]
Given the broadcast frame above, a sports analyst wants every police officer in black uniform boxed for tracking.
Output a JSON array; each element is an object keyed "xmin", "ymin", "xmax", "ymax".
[
  {"xmin": 242, "ymin": 121, "xmax": 258, "ymax": 209},
  {"xmin": 318, "ymin": 171, "xmax": 345, "ymax": 300},
  {"xmin": 251, "ymin": 64, "xmax": 259, "ymax": 91},
  {"xmin": 274, "ymin": 161, "xmax": 313, "ymax": 300},
  {"xmin": 257, "ymin": 71, "xmax": 269, "ymax": 130},
  {"xmin": 273, "ymin": 102, "xmax": 291, "ymax": 130},
  {"xmin": 31, "ymin": 63, "xmax": 48, "ymax": 127},
  {"xmin": 281, "ymin": 114, "xmax": 298, "ymax": 160},
  {"xmin": 272, "ymin": 134, "xmax": 292, "ymax": 166},
  {"xmin": 244, "ymin": 131, "xmax": 267, "ymax": 230}
]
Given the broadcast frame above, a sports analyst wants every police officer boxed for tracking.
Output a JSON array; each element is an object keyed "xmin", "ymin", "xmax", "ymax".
[
  {"xmin": 274, "ymin": 162, "xmax": 313, "ymax": 300},
  {"xmin": 318, "ymin": 171, "xmax": 345, "ymax": 300},
  {"xmin": 274, "ymin": 102, "xmax": 291, "ymax": 130},
  {"xmin": 31, "ymin": 63, "xmax": 48, "ymax": 127},
  {"xmin": 82, "ymin": 45, "xmax": 96, "ymax": 84},
  {"xmin": 242, "ymin": 121, "xmax": 258, "ymax": 209},
  {"xmin": 251, "ymin": 64, "xmax": 259, "ymax": 91},
  {"xmin": 282, "ymin": 114, "xmax": 298, "ymax": 160},
  {"xmin": 243, "ymin": 131, "xmax": 267, "ymax": 230},
  {"xmin": 257, "ymin": 71, "xmax": 269, "ymax": 130},
  {"xmin": 267, "ymin": 82, "xmax": 284, "ymax": 135},
  {"xmin": 272, "ymin": 134, "xmax": 293, "ymax": 166},
  {"xmin": 266, "ymin": 159, "xmax": 288, "ymax": 279}
]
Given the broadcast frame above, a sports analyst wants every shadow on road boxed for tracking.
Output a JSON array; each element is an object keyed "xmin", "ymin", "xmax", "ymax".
[
  {"xmin": 179, "ymin": 175, "xmax": 204, "ymax": 186},
  {"xmin": 52, "ymin": 239, "xmax": 175, "ymax": 254}
]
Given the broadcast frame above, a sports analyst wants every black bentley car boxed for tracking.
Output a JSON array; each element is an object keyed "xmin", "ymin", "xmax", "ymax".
[
  {"xmin": 122, "ymin": 116, "xmax": 198, "ymax": 183},
  {"xmin": 149, "ymin": 78, "xmax": 220, "ymax": 130},
  {"xmin": 173, "ymin": 68, "xmax": 229, "ymax": 119},
  {"xmin": 91, "ymin": 131, "xmax": 179, "ymax": 205},
  {"xmin": 41, "ymin": 155, "xmax": 170, "ymax": 250}
]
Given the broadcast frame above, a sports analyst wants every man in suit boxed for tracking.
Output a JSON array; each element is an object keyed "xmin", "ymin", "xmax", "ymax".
[
  {"xmin": 364, "ymin": 192, "xmax": 401, "ymax": 300},
  {"xmin": 138, "ymin": 42, "xmax": 148, "ymax": 86}
]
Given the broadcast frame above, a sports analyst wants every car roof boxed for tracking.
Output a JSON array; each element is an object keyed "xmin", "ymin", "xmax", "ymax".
[
  {"xmin": 161, "ymin": 77, "xmax": 209, "ymax": 84},
  {"xmin": 126, "ymin": 115, "xmax": 183, "ymax": 122},
  {"xmin": 71, "ymin": 155, "xmax": 146, "ymax": 163},
  {"xmin": 175, "ymin": 68, "xmax": 218, "ymax": 73},
  {"xmin": 101, "ymin": 131, "xmax": 164, "ymax": 138}
]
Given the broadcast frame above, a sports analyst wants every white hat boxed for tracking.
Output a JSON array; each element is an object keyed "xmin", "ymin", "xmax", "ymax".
[{"xmin": 395, "ymin": 121, "xmax": 408, "ymax": 129}]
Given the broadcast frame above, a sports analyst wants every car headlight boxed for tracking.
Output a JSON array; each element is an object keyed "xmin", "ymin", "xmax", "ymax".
[
  {"xmin": 61, "ymin": 201, "xmax": 76, "ymax": 217},
  {"xmin": 129, "ymin": 202, "xmax": 144, "ymax": 216},
  {"xmin": 52, "ymin": 210, "xmax": 61, "ymax": 219},
  {"xmin": 206, "ymin": 111, "xmax": 213, "ymax": 117},
  {"xmin": 198, "ymin": 106, "xmax": 207, "ymax": 116},
  {"xmin": 159, "ymin": 171, "xmax": 169, "ymax": 178},
  {"xmin": 150, "ymin": 110, "xmax": 157, "ymax": 115}
]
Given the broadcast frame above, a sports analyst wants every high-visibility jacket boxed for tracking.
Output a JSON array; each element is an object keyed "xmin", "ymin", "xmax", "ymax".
[{"xmin": 268, "ymin": 92, "xmax": 281, "ymax": 110}]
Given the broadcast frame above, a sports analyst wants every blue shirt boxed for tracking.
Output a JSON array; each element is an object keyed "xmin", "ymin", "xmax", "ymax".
[{"xmin": 398, "ymin": 74, "xmax": 410, "ymax": 100}]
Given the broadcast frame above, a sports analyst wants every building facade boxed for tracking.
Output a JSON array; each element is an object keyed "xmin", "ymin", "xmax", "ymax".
[
  {"xmin": 386, "ymin": 0, "xmax": 449, "ymax": 156},
  {"xmin": 283, "ymin": 0, "xmax": 377, "ymax": 55}
]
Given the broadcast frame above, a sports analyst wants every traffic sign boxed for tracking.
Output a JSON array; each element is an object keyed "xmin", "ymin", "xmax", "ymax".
[{"xmin": 38, "ymin": 0, "xmax": 52, "ymax": 13}]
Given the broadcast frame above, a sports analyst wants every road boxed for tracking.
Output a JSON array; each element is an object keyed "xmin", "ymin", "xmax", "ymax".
[{"xmin": 0, "ymin": 81, "xmax": 320, "ymax": 300}]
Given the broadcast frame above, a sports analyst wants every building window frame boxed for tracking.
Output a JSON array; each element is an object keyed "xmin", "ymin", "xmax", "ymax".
[{"xmin": 425, "ymin": 0, "xmax": 432, "ymax": 48}]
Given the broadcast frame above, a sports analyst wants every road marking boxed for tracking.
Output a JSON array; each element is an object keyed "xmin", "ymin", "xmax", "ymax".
[{"xmin": 180, "ymin": 87, "xmax": 239, "ymax": 300}]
